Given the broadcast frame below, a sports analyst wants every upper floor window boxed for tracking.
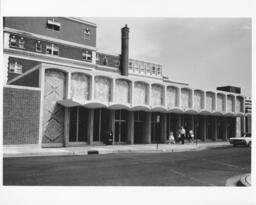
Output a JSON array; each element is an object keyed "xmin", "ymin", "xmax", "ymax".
[
  {"xmin": 9, "ymin": 35, "xmax": 17, "ymax": 47},
  {"xmin": 157, "ymin": 67, "xmax": 161, "ymax": 75},
  {"xmin": 84, "ymin": 28, "xmax": 91, "ymax": 40},
  {"xmin": 47, "ymin": 19, "xmax": 61, "ymax": 31},
  {"xmin": 96, "ymin": 54, "xmax": 100, "ymax": 63},
  {"xmin": 152, "ymin": 66, "xmax": 156, "ymax": 75},
  {"xmin": 35, "ymin": 41, "xmax": 42, "ymax": 52},
  {"xmin": 46, "ymin": 44, "xmax": 59, "ymax": 56},
  {"xmin": 9, "ymin": 62, "xmax": 22, "ymax": 74},
  {"xmin": 128, "ymin": 62, "xmax": 132, "ymax": 70},
  {"xmin": 103, "ymin": 56, "xmax": 108, "ymax": 65},
  {"xmin": 114, "ymin": 59, "xmax": 120, "ymax": 67},
  {"xmin": 82, "ymin": 50, "xmax": 92, "ymax": 62},
  {"xmin": 18, "ymin": 37, "xmax": 25, "ymax": 49}
]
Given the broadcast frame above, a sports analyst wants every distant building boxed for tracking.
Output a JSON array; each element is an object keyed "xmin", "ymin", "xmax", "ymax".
[
  {"xmin": 244, "ymin": 97, "xmax": 252, "ymax": 134},
  {"xmin": 3, "ymin": 17, "xmax": 247, "ymax": 147},
  {"xmin": 217, "ymin": 86, "xmax": 241, "ymax": 94}
]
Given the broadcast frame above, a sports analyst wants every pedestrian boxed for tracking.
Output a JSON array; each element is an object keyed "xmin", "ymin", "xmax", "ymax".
[
  {"xmin": 189, "ymin": 129, "xmax": 194, "ymax": 143},
  {"xmin": 180, "ymin": 126, "xmax": 186, "ymax": 144},
  {"xmin": 168, "ymin": 131, "xmax": 175, "ymax": 144},
  {"xmin": 176, "ymin": 128, "xmax": 181, "ymax": 144}
]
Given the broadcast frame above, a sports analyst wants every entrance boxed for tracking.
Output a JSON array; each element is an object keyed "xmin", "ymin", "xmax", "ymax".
[
  {"xmin": 151, "ymin": 112, "xmax": 161, "ymax": 143},
  {"xmin": 93, "ymin": 108, "xmax": 109, "ymax": 143},
  {"xmin": 134, "ymin": 111, "xmax": 145, "ymax": 144},
  {"xmin": 114, "ymin": 110, "xmax": 128, "ymax": 144},
  {"xmin": 69, "ymin": 106, "xmax": 88, "ymax": 144}
]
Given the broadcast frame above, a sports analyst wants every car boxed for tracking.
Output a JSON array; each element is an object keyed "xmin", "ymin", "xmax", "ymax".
[{"xmin": 229, "ymin": 133, "xmax": 251, "ymax": 147}]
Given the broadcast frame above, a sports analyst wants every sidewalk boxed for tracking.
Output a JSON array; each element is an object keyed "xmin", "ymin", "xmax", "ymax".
[{"xmin": 3, "ymin": 141, "xmax": 231, "ymax": 158}]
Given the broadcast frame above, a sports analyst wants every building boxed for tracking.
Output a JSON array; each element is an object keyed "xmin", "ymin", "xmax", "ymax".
[
  {"xmin": 3, "ymin": 17, "xmax": 247, "ymax": 147},
  {"xmin": 244, "ymin": 97, "xmax": 252, "ymax": 134}
]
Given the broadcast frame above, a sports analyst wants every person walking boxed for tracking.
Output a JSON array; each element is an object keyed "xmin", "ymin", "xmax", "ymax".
[
  {"xmin": 180, "ymin": 126, "xmax": 186, "ymax": 144},
  {"xmin": 189, "ymin": 129, "xmax": 194, "ymax": 143},
  {"xmin": 168, "ymin": 131, "xmax": 175, "ymax": 144}
]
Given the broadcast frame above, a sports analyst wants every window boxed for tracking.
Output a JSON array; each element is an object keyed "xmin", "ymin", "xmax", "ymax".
[
  {"xmin": 18, "ymin": 37, "xmax": 25, "ymax": 49},
  {"xmin": 9, "ymin": 62, "xmax": 22, "ymax": 74},
  {"xmin": 103, "ymin": 56, "xmax": 108, "ymax": 65},
  {"xmin": 96, "ymin": 54, "xmax": 100, "ymax": 63},
  {"xmin": 35, "ymin": 41, "xmax": 42, "ymax": 52},
  {"xmin": 152, "ymin": 66, "xmax": 156, "ymax": 74},
  {"xmin": 46, "ymin": 44, "xmax": 59, "ymax": 56},
  {"xmin": 114, "ymin": 59, "xmax": 120, "ymax": 67},
  {"xmin": 82, "ymin": 50, "xmax": 92, "ymax": 62},
  {"xmin": 9, "ymin": 35, "xmax": 17, "ymax": 47},
  {"xmin": 128, "ymin": 61, "xmax": 132, "ymax": 70},
  {"xmin": 157, "ymin": 67, "xmax": 161, "ymax": 75},
  {"xmin": 46, "ymin": 19, "xmax": 61, "ymax": 31},
  {"xmin": 84, "ymin": 28, "xmax": 91, "ymax": 40}
]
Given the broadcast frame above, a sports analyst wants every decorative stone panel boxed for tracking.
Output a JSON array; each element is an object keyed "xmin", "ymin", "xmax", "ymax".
[
  {"xmin": 227, "ymin": 95, "xmax": 234, "ymax": 112},
  {"xmin": 134, "ymin": 82, "xmax": 148, "ymax": 105},
  {"xmin": 206, "ymin": 92, "xmax": 214, "ymax": 111},
  {"xmin": 181, "ymin": 88, "xmax": 192, "ymax": 109},
  {"xmin": 194, "ymin": 90, "xmax": 203, "ymax": 110},
  {"xmin": 151, "ymin": 84, "xmax": 163, "ymax": 106},
  {"xmin": 167, "ymin": 86, "xmax": 178, "ymax": 108},
  {"xmin": 71, "ymin": 73, "xmax": 90, "ymax": 104},
  {"xmin": 94, "ymin": 76, "xmax": 111, "ymax": 102},
  {"xmin": 217, "ymin": 94, "xmax": 225, "ymax": 112},
  {"xmin": 115, "ymin": 79, "xmax": 131, "ymax": 104},
  {"xmin": 236, "ymin": 97, "xmax": 243, "ymax": 113},
  {"xmin": 43, "ymin": 69, "xmax": 66, "ymax": 144}
]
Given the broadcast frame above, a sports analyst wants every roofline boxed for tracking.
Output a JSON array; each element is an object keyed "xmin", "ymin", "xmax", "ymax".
[{"xmin": 64, "ymin": 17, "xmax": 97, "ymax": 27}]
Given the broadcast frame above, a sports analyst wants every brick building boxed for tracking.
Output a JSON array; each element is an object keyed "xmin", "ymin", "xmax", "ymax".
[{"xmin": 3, "ymin": 17, "xmax": 248, "ymax": 147}]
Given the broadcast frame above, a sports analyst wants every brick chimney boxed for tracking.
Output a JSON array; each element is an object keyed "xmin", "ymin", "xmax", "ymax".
[{"xmin": 120, "ymin": 24, "xmax": 129, "ymax": 76}]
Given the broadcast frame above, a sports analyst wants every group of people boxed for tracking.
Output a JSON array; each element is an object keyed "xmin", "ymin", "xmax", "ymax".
[{"xmin": 167, "ymin": 126, "xmax": 195, "ymax": 145}]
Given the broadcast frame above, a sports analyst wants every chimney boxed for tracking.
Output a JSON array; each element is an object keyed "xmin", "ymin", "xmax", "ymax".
[{"xmin": 120, "ymin": 24, "xmax": 129, "ymax": 76}]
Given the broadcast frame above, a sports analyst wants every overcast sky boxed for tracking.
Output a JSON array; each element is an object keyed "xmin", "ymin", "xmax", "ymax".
[{"xmin": 85, "ymin": 18, "xmax": 251, "ymax": 97}]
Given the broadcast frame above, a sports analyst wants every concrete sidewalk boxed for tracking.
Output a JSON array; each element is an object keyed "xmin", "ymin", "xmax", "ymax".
[{"xmin": 3, "ymin": 141, "xmax": 231, "ymax": 158}]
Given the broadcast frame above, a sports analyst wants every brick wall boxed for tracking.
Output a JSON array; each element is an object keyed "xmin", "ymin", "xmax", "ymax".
[
  {"xmin": 11, "ymin": 69, "xmax": 40, "ymax": 87},
  {"xmin": 3, "ymin": 87, "xmax": 41, "ymax": 144}
]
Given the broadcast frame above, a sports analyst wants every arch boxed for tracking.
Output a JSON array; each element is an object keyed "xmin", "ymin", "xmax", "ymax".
[
  {"xmin": 206, "ymin": 91, "xmax": 215, "ymax": 111},
  {"xmin": 181, "ymin": 87, "xmax": 192, "ymax": 109},
  {"xmin": 227, "ymin": 94, "xmax": 235, "ymax": 113},
  {"xmin": 151, "ymin": 83, "xmax": 164, "ymax": 106},
  {"xmin": 131, "ymin": 105, "xmax": 150, "ymax": 112},
  {"xmin": 94, "ymin": 76, "xmax": 112, "ymax": 102},
  {"xmin": 71, "ymin": 72, "xmax": 91, "ymax": 104},
  {"xmin": 134, "ymin": 81, "xmax": 149, "ymax": 105},
  {"xmin": 109, "ymin": 103, "xmax": 130, "ymax": 110},
  {"xmin": 167, "ymin": 86, "xmax": 179, "ymax": 108},
  {"xmin": 236, "ymin": 96, "xmax": 244, "ymax": 113}
]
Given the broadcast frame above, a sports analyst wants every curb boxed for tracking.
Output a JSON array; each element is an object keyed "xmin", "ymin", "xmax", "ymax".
[{"xmin": 226, "ymin": 174, "xmax": 251, "ymax": 186}]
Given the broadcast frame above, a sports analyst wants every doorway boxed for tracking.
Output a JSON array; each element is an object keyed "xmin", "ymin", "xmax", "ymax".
[
  {"xmin": 93, "ymin": 108, "xmax": 110, "ymax": 143},
  {"xmin": 151, "ymin": 112, "xmax": 161, "ymax": 143},
  {"xmin": 134, "ymin": 111, "xmax": 145, "ymax": 144},
  {"xmin": 114, "ymin": 110, "xmax": 128, "ymax": 144}
]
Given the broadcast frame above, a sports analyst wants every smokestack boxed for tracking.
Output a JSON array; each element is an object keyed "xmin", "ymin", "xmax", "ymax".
[{"xmin": 120, "ymin": 24, "xmax": 129, "ymax": 76}]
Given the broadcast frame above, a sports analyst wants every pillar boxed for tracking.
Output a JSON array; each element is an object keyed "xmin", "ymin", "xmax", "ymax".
[
  {"xmin": 144, "ymin": 112, "xmax": 151, "ymax": 144},
  {"xmin": 87, "ymin": 109, "xmax": 94, "ymax": 145},
  {"xmin": 189, "ymin": 115, "xmax": 194, "ymax": 131},
  {"xmin": 223, "ymin": 117, "xmax": 228, "ymax": 141},
  {"xmin": 235, "ymin": 116, "xmax": 241, "ymax": 137},
  {"xmin": 212, "ymin": 117, "xmax": 217, "ymax": 141},
  {"xmin": 127, "ymin": 111, "xmax": 134, "ymax": 144},
  {"xmin": 160, "ymin": 113, "xmax": 167, "ymax": 143}
]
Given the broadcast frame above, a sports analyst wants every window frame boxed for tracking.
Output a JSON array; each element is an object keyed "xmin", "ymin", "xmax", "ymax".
[
  {"xmin": 46, "ymin": 19, "xmax": 61, "ymax": 31},
  {"xmin": 46, "ymin": 44, "xmax": 59, "ymax": 56},
  {"xmin": 82, "ymin": 51, "xmax": 92, "ymax": 62},
  {"xmin": 84, "ymin": 28, "xmax": 91, "ymax": 40},
  {"xmin": 35, "ymin": 41, "xmax": 42, "ymax": 52},
  {"xmin": 9, "ymin": 62, "xmax": 22, "ymax": 74},
  {"xmin": 9, "ymin": 35, "xmax": 18, "ymax": 48}
]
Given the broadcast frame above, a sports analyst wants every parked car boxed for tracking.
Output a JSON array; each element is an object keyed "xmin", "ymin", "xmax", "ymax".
[{"xmin": 229, "ymin": 133, "xmax": 251, "ymax": 147}]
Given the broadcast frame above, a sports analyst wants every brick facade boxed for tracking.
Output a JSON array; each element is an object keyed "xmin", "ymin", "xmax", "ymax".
[{"xmin": 3, "ymin": 87, "xmax": 41, "ymax": 144}]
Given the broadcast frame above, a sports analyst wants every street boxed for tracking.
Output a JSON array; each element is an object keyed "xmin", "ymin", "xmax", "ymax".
[{"xmin": 3, "ymin": 146, "xmax": 251, "ymax": 186}]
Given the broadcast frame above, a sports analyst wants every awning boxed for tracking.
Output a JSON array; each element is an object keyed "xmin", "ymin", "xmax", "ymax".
[{"xmin": 57, "ymin": 99, "xmax": 80, "ymax": 107}]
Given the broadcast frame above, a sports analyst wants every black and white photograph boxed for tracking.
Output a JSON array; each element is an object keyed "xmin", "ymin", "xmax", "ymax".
[{"xmin": 0, "ymin": 0, "xmax": 255, "ymax": 205}]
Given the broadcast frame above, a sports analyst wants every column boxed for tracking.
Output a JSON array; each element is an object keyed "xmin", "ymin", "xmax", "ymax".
[
  {"xmin": 160, "ymin": 113, "xmax": 167, "ymax": 143},
  {"xmin": 64, "ymin": 107, "xmax": 70, "ymax": 146},
  {"xmin": 223, "ymin": 117, "xmax": 228, "ymax": 141},
  {"xmin": 87, "ymin": 109, "xmax": 94, "ymax": 145},
  {"xmin": 200, "ymin": 116, "xmax": 207, "ymax": 141},
  {"xmin": 212, "ymin": 117, "xmax": 217, "ymax": 141},
  {"xmin": 66, "ymin": 72, "xmax": 72, "ymax": 99},
  {"xmin": 127, "ymin": 111, "xmax": 134, "ymax": 144},
  {"xmin": 144, "ymin": 112, "xmax": 151, "ymax": 144},
  {"xmin": 189, "ymin": 115, "xmax": 194, "ymax": 131},
  {"xmin": 236, "ymin": 116, "xmax": 241, "ymax": 137}
]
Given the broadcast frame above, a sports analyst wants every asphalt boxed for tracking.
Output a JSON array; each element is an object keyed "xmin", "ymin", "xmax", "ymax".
[
  {"xmin": 3, "ymin": 146, "xmax": 251, "ymax": 186},
  {"xmin": 3, "ymin": 141, "xmax": 231, "ymax": 158}
]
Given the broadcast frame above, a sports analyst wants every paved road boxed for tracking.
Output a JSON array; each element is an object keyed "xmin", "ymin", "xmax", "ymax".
[{"xmin": 3, "ymin": 146, "xmax": 251, "ymax": 186}]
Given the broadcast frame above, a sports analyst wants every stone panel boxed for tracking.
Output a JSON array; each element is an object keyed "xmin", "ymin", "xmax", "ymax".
[
  {"xmin": 167, "ymin": 86, "xmax": 178, "ymax": 108},
  {"xmin": 94, "ymin": 76, "xmax": 111, "ymax": 102},
  {"xmin": 194, "ymin": 90, "xmax": 203, "ymax": 110},
  {"xmin": 71, "ymin": 73, "xmax": 90, "ymax": 104},
  {"xmin": 43, "ymin": 69, "xmax": 66, "ymax": 144},
  {"xmin": 115, "ymin": 79, "xmax": 131, "ymax": 104},
  {"xmin": 217, "ymin": 94, "xmax": 225, "ymax": 112},
  {"xmin": 206, "ymin": 92, "xmax": 214, "ymax": 111},
  {"xmin": 181, "ymin": 88, "xmax": 192, "ymax": 108},
  {"xmin": 151, "ymin": 84, "xmax": 163, "ymax": 106},
  {"xmin": 227, "ymin": 95, "xmax": 234, "ymax": 112},
  {"xmin": 134, "ymin": 82, "xmax": 148, "ymax": 105}
]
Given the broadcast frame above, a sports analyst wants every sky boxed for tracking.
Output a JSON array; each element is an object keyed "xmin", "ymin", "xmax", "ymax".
[{"xmin": 85, "ymin": 18, "xmax": 252, "ymax": 97}]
